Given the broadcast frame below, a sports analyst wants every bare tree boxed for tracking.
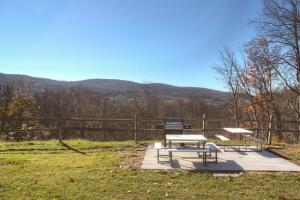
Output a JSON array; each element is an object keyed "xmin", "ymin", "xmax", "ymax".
[{"xmin": 214, "ymin": 47, "xmax": 240, "ymax": 126}]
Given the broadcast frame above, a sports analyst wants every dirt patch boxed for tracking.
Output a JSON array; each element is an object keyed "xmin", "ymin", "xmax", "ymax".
[
  {"xmin": 281, "ymin": 146, "xmax": 300, "ymax": 155},
  {"xmin": 119, "ymin": 143, "xmax": 147, "ymax": 170}
]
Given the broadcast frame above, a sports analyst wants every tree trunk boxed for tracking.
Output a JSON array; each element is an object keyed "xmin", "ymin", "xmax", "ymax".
[
  {"xmin": 297, "ymin": 77, "xmax": 300, "ymax": 143},
  {"xmin": 267, "ymin": 114, "xmax": 273, "ymax": 145},
  {"xmin": 233, "ymin": 93, "xmax": 238, "ymax": 127}
]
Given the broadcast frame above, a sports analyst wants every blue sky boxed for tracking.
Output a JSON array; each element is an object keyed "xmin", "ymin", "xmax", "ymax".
[{"xmin": 0, "ymin": 0, "xmax": 262, "ymax": 91}]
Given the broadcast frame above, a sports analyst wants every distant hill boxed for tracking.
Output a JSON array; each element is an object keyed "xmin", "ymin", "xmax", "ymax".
[{"xmin": 0, "ymin": 73, "xmax": 229, "ymax": 102}]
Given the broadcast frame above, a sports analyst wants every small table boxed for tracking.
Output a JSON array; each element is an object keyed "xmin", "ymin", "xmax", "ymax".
[
  {"xmin": 223, "ymin": 128, "xmax": 253, "ymax": 151},
  {"xmin": 166, "ymin": 134, "xmax": 208, "ymax": 149}
]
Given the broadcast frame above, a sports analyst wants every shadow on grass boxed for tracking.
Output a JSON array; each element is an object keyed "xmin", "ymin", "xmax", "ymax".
[
  {"xmin": 0, "ymin": 151, "xmax": 69, "ymax": 155},
  {"xmin": 59, "ymin": 140, "xmax": 86, "ymax": 154},
  {"xmin": 0, "ymin": 140, "xmax": 87, "ymax": 155},
  {"xmin": 0, "ymin": 146, "xmax": 112, "ymax": 154}
]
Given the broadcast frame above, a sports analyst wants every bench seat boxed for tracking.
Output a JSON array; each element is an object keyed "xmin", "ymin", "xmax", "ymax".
[
  {"xmin": 168, "ymin": 148, "xmax": 209, "ymax": 153},
  {"xmin": 167, "ymin": 140, "xmax": 201, "ymax": 144},
  {"xmin": 215, "ymin": 134, "xmax": 230, "ymax": 141},
  {"xmin": 215, "ymin": 134, "xmax": 230, "ymax": 151},
  {"xmin": 207, "ymin": 142, "xmax": 221, "ymax": 151},
  {"xmin": 206, "ymin": 142, "xmax": 221, "ymax": 163}
]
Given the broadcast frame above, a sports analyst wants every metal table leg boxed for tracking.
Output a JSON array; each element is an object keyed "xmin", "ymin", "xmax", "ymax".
[
  {"xmin": 164, "ymin": 131, "xmax": 166, "ymax": 147},
  {"xmin": 203, "ymin": 152, "xmax": 207, "ymax": 166},
  {"xmin": 238, "ymin": 134, "xmax": 241, "ymax": 151},
  {"xmin": 169, "ymin": 151, "xmax": 172, "ymax": 166}
]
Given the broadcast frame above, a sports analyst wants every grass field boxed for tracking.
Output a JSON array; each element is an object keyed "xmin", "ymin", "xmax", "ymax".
[
  {"xmin": 268, "ymin": 143, "xmax": 300, "ymax": 165},
  {"xmin": 0, "ymin": 140, "xmax": 300, "ymax": 200}
]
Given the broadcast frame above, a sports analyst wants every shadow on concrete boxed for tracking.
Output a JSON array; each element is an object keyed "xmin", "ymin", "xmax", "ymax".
[
  {"xmin": 236, "ymin": 151, "xmax": 248, "ymax": 155},
  {"xmin": 169, "ymin": 159, "xmax": 181, "ymax": 168},
  {"xmin": 192, "ymin": 159, "xmax": 244, "ymax": 171},
  {"xmin": 256, "ymin": 150, "xmax": 281, "ymax": 158}
]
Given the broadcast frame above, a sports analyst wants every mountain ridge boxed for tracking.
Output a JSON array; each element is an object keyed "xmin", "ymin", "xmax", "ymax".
[{"xmin": 0, "ymin": 73, "xmax": 229, "ymax": 102}]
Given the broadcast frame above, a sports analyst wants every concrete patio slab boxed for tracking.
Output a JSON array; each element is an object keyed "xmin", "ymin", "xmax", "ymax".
[{"xmin": 141, "ymin": 144, "xmax": 300, "ymax": 172}]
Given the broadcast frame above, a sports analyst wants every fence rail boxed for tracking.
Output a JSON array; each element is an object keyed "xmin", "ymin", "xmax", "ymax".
[{"xmin": 1, "ymin": 113, "xmax": 300, "ymax": 144}]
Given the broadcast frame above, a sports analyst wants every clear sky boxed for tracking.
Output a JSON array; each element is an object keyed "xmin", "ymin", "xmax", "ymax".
[{"xmin": 0, "ymin": 0, "xmax": 262, "ymax": 91}]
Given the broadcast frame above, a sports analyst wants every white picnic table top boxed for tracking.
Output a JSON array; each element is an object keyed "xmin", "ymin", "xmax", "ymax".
[
  {"xmin": 224, "ymin": 128, "xmax": 253, "ymax": 134},
  {"xmin": 166, "ymin": 134, "xmax": 207, "ymax": 141}
]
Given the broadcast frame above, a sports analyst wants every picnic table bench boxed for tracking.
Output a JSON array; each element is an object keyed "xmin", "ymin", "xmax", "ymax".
[
  {"xmin": 207, "ymin": 142, "xmax": 221, "ymax": 163},
  {"xmin": 215, "ymin": 134, "xmax": 230, "ymax": 151}
]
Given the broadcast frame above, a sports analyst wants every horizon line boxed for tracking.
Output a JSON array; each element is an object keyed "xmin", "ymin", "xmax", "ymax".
[{"xmin": 0, "ymin": 72, "xmax": 228, "ymax": 92}]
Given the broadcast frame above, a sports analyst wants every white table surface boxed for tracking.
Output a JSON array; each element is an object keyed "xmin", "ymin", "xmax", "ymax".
[
  {"xmin": 224, "ymin": 128, "xmax": 253, "ymax": 134},
  {"xmin": 166, "ymin": 134, "xmax": 207, "ymax": 141}
]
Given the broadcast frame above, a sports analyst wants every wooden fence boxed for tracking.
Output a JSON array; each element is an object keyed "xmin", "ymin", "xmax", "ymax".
[{"xmin": 1, "ymin": 113, "xmax": 300, "ymax": 144}]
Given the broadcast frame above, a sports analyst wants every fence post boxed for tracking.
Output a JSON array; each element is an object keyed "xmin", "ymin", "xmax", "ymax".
[
  {"xmin": 267, "ymin": 115, "xmax": 273, "ymax": 145},
  {"xmin": 58, "ymin": 128, "xmax": 63, "ymax": 142},
  {"xmin": 55, "ymin": 119, "xmax": 63, "ymax": 142},
  {"xmin": 255, "ymin": 121, "xmax": 259, "ymax": 138},
  {"xmin": 235, "ymin": 117, "xmax": 238, "ymax": 127},
  {"xmin": 134, "ymin": 113, "xmax": 138, "ymax": 143},
  {"xmin": 202, "ymin": 113, "xmax": 206, "ymax": 136}
]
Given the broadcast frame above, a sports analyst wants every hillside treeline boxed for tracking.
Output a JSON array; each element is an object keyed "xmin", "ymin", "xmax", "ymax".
[{"xmin": 0, "ymin": 81, "xmax": 228, "ymax": 141}]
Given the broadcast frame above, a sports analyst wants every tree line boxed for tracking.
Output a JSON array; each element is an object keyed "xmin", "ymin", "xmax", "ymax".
[{"xmin": 0, "ymin": 80, "xmax": 227, "ymax": 140}]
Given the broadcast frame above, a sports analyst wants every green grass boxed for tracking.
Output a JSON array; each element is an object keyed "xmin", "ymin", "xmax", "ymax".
[
  {"xmin": 268, "ymin": 143, "xmax": 300, "ymax": 165},
  {"xmin": 0, "ymin": 140, "xmax": 299, "ymax": 200}
]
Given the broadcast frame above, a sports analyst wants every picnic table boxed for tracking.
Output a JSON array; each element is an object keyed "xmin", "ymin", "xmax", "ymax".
[
  {"xmin": 223, "ymin": 128, "xmax": 253, "ymax": 151},
  {"xmin": 166, "ymin": 134, "xmax": 208, "ymax": 148}
]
